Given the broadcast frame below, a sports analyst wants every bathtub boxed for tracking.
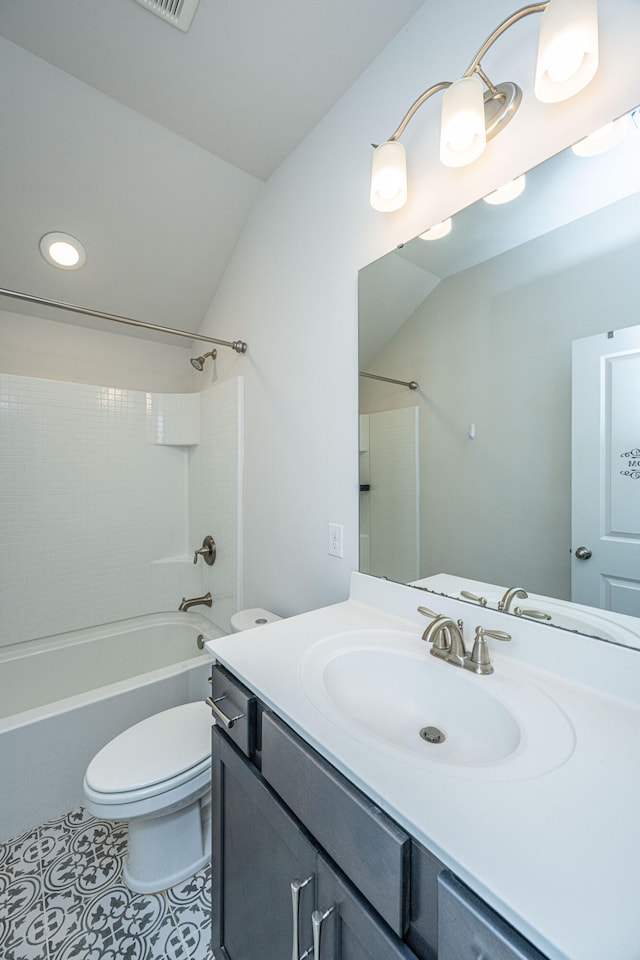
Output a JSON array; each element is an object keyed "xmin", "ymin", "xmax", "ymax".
[{"xmin": 0, "ymin": 612, "xmax": 223, "ymax": 842}]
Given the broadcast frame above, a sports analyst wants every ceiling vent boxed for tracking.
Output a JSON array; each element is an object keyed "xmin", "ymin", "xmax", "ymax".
[{"xmin": 130, "ymin": 0, "xmax": 200, "ymax": 32}]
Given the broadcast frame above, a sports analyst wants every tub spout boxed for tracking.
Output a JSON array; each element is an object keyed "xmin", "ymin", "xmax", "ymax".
[{"xmin": 179, "ymin": 592, "xmax": 213, "ymax": 612}]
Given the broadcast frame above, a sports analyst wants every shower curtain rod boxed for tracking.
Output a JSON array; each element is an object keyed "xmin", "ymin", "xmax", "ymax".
[
  {"xmin": 0, "ymin": 287, "xmax": 248, "ymax": 354},
  {"xmin": 360, "ymin": 371, "xmax": 418, "ymax": 390}
]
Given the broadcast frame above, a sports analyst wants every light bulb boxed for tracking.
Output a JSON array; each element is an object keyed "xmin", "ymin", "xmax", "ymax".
[
  {"xmin": 483, "ymin": 175, "xmax": 526, "ymax": 205},
  {"xmin": 535, "ymin": 0, "xmax": 598, "ymax": 103},
  {"xmin": 572, "ymin": 114, "xmax": 631, "ymax": 157},
  {"xmin": 370, "ymin": 141, "xmax": 407, "ymax": 212},
  {"xmin": 48, "ymin": 241, "xmax": 80, "ymax": 267},
  {"xmin": 39, "ymin": 232, "xmax": 87, "ymax": 269},
  {"xmin": 419, "ymin": 218, "xmax": 452, "ymax": 241},
  {"xmin": 440, "ymin": 77, "xmax": 486, "ymax": 168}
]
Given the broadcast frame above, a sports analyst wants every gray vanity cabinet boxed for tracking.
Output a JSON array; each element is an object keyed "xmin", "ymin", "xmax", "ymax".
[
  {"xmin": 210, "ymin": 723, "xmax": 317, "ymax": 960},
  {"xmin": 315, "ymin": 854, "xmax": 420, "ymax": 960},
  {"xmin": 438, "ymin": 871, "xmax": 548, "ymax": 960},
  {"xmin": 209, "ymin": 666, "xmax": 550, "ymax": 960}
]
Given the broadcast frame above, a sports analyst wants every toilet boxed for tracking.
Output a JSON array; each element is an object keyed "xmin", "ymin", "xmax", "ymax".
[
  {"xmin": 230, "ymin": 607, "xmax": 282, "ymax": 632},
  {"xmin": 83, "ymin": 607, "xmax": 281, "ymax": 894}
]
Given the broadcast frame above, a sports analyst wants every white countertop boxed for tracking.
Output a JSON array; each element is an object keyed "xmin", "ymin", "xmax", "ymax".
[{"xmin": 206, "ymin": 573, "xmax": 640, "ymax": 960}]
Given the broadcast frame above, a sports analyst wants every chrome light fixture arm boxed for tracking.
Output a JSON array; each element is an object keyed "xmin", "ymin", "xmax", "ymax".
[
  {"xmin": 463, "ymin": 2, "xmax": 548, "ymax": 79},
  {"xmin": 384, "ymin": 1, "xmax": 549, "ymax": 145},
  {"xmin": 386, "ymin": 81, "xmax": 453, "ymax": 143},
  {"xmin": 370, "ymin": 0, "xmax": 599, "ymax": 212}
]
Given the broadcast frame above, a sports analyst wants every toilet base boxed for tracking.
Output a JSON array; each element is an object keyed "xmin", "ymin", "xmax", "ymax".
[{"xmin": 123, "ymin": 791, "xmax": 211, "ymax": 894}]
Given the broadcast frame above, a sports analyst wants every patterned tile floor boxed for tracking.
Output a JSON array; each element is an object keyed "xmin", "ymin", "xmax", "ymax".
[{"xmin": 0, "ymin": 807, "xmax": 213, "ymax": 960}]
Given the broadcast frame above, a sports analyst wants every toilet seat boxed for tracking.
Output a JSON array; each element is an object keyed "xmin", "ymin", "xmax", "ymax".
[{"xmin": 85, "ymin": 701, "xmax": 211, "ymax": 802}]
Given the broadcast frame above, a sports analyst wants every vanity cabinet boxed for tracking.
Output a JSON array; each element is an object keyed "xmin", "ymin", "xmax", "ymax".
[
  {"xmin": 438, "ymin": 871, "xmax": 547, "ymax": 960},
  {"xmin": 210, "ymin": 723, "xmax": 317, "ymax": 960},
  {"xmin": 210, "ymin": 724, "xmax": 417, "ymax": 960},
  {"xmin": 209, "ymin": 666, "xmax": 549, "ymax": 960}
]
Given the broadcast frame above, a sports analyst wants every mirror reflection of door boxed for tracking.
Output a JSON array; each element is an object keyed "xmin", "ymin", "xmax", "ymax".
[
  {"xmin": 572, "ymin": 324, "xmax": 640, "ymax": 614},
  {"xmin": 359, "ymin": 407, "xmax": 420, "ymax": 582}
]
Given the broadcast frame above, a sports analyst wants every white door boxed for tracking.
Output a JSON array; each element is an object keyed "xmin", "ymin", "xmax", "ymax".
[
  {"xmin": 572, "ymin": 325, "xmax": 640, "ymax": 614},
  {"xmin": 367, "ymin": 406, "xmax": 420, "ymax": 583}
]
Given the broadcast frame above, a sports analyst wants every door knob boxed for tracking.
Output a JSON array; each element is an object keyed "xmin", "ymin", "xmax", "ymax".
[{"xmin": 575, "ymin": 546, "xmax": 592, "ymax": 560}]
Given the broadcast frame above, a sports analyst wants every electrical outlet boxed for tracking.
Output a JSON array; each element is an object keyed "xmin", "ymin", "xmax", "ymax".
[{"xmin": 328, "ymin": 523, "xmax": 344, "ymax": 558}]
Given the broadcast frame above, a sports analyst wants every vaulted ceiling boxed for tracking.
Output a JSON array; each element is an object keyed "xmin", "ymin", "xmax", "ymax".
[{"xmin": 0, "ymin": 0, "xmax": 424, "ymax": 343}]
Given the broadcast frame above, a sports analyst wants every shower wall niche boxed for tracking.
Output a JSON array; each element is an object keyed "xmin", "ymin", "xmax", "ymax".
[{"xmin": 0, "ymin": 373, "xmax": 243, "ymax": 648}]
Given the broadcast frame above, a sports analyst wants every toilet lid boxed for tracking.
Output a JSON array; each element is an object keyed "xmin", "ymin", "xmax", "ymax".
[{"xmin": 85, "ymin": 701, "xmax": 211, "ymax": 794}]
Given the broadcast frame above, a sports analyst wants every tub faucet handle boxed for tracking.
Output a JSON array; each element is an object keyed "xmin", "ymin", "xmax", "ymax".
[{"xmin": 193, "ymin": 535, "xmax": 216, "ymax": 566}]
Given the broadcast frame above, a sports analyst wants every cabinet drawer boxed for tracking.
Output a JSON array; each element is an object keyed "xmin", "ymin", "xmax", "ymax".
[
  {"xmin": 438, "ymin": 871, "xmax": 548, "ymax": 960},
  {"xmin": 208, "ymin": 663, "xmax": 256, "ymax": 758},
  {"xmin": 261, "ymin": 710, "xmax": 410, "ymax": 937}
]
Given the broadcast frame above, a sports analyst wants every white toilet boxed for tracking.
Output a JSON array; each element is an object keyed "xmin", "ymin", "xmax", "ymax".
[
  {"xmin": 83, "ymin": 607, "xmax": 281, "ymax": 894},
  {"xmin": 230, "ymin": 607, "xmax": 282, "ymax": 632}
]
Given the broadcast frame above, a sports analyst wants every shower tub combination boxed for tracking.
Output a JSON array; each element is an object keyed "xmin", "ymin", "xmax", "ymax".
[{"xmin": 0, "ymin": 612, "xmax": 222, "ymax": 842}]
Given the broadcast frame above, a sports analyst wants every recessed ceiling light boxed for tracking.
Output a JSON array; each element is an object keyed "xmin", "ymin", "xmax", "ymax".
[{"xmin": 40, "ymin": 232, "xmax": 87, "ymax": 270}]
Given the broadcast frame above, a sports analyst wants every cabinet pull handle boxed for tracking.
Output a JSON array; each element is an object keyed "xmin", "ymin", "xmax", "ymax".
[
  {"xmin": 312, "ymin": 907, "xmax": 333, "ymax": 960},
  {"xmin": 290, "ymin": 876, "xmax": 313, "ymax": 960},
  {"xmin": 205, "ymin": 695, "xmax": 245, "ymax": 729}
]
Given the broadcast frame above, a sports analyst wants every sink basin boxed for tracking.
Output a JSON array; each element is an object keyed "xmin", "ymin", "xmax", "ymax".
[{"xmin": 299, "ymin": 630, "xmax": 575, "ymax": 781}]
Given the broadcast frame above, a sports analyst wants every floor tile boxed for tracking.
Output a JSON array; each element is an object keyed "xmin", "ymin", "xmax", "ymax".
[{"xmin": 0, "ymin": 807, "xmax": 212, "ymax": 960}]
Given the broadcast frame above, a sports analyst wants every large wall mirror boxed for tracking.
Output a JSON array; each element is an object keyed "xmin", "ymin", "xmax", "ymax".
[{"xmin": 358, "ymin": 107, "xmax": 640, "ymax": 642}]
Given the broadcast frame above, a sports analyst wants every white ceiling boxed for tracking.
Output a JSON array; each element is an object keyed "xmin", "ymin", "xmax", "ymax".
[{"xmin": 0, "ymin": 0, "xmax": 425, "ymax": 344}]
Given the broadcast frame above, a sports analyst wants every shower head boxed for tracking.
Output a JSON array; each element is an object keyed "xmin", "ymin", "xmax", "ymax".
[{"xmin": 190, "ymin": 349, "xmax": 217, "ymax": 371}]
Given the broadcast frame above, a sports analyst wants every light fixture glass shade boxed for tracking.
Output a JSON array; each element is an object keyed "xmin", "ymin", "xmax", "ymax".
[
  {"xmin": 483, "ymin": 174, "xmax": 526, "ymax": 205},
  {"xmin": 571, "ymin": 113, "xmax": 630, "ymax": 156},
  {"xmin": 440, "ymin": 76, "xmax": 486, "ymax": 168},
  {"xmin": 40, "ymin": 232, "xmax": 87, "ymax": 269},
  {"xmin": 419, "ymin": 218, "xmax": 452, "ymax": 241},
  {"xmin": 534, "ymin": 0, "xmax": 598, "ymax": 103},
  {"xmin": 370, "ymin": 141, "xmax": 407, "ymax": 211}
]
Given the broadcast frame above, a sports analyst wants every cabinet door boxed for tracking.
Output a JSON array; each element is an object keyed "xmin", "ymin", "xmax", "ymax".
[
  {"xmin": 211, "ymin": 726, "xmax": 317, "ymax": 960},
  {"xmin": 315, "ymin": 854, "xmax": 418, "ymax": 960},
  {"xmin": 438, "ymin": 871, "xmax": 548, "ymax": 960}
]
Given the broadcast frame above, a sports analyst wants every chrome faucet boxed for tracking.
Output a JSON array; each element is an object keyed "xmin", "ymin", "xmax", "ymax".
[
  {"xmin": 498, "ymin": 586, "xmax": 528, "ymax": 612},
  {"xmin": 178, "ymin": 592, "xmax": 213, "ymax": 612}
]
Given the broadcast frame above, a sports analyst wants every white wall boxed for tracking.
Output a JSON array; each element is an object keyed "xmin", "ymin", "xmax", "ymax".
[{"xmin": 198, "ymin": 0, "xmax": 640, "ymax": 617}]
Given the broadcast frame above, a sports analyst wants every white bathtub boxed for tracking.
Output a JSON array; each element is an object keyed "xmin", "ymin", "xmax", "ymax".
[{"xmin": 0, "ymin": 612, "xmax": 223, "ymax": 841}]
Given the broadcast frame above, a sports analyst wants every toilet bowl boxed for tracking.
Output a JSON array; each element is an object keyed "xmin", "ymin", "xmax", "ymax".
[
  {"xmin": 83, "ymin": 609, "xmax": 282, "ymax": 893},
  {"xmin": 83, "ymin": 701, "xmax": 212, "ymax": 894}
]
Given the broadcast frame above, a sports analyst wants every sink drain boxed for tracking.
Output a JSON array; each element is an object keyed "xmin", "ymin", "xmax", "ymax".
[{"xmin": 419, "ymin": 725, "xmax": 445, "ymax": 744}]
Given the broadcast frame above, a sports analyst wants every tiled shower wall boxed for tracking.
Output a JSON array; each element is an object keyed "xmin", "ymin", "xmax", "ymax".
[{"xmin": 0, "ymin": 374, "xmax": 242, "ymax": 648}]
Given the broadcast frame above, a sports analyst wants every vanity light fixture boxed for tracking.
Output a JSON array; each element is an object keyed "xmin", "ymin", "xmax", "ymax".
[
  {"xmin": 370, "ymin": 0, "xmax": 599, "ymax": 212},
  {"xmin": 483, "ymin": 174, "xmax": 527, "ymax": 204},
  {"xmin": 419, "ymin": 218, "xmax": 453, "ymax": 240},
  {"xmin": 571, "ymin": 113, "xmax": 630, "ymax": 156},
  {"xmin": 39, "ymin": 232, "xmax": 87, "ymax": 270}
]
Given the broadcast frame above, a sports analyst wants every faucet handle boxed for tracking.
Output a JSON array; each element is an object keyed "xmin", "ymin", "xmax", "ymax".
[
  {"xmin": 417, "ymin": 605, "xmax": 439, "ymax": 619},
  {"xmin": 193, "ymin": 535, "xmax": 216, "ymax": 566},
  {"xmin": 514, "ymin": 607, "xmax": 552, "ymax": 621},
  {"xmin": 468, "ymin": 625, "xmax": 511, "ymax": 675},
  {"xmin": 460, "ymin": 590, "xmax": 488, "ymax": 607}
]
